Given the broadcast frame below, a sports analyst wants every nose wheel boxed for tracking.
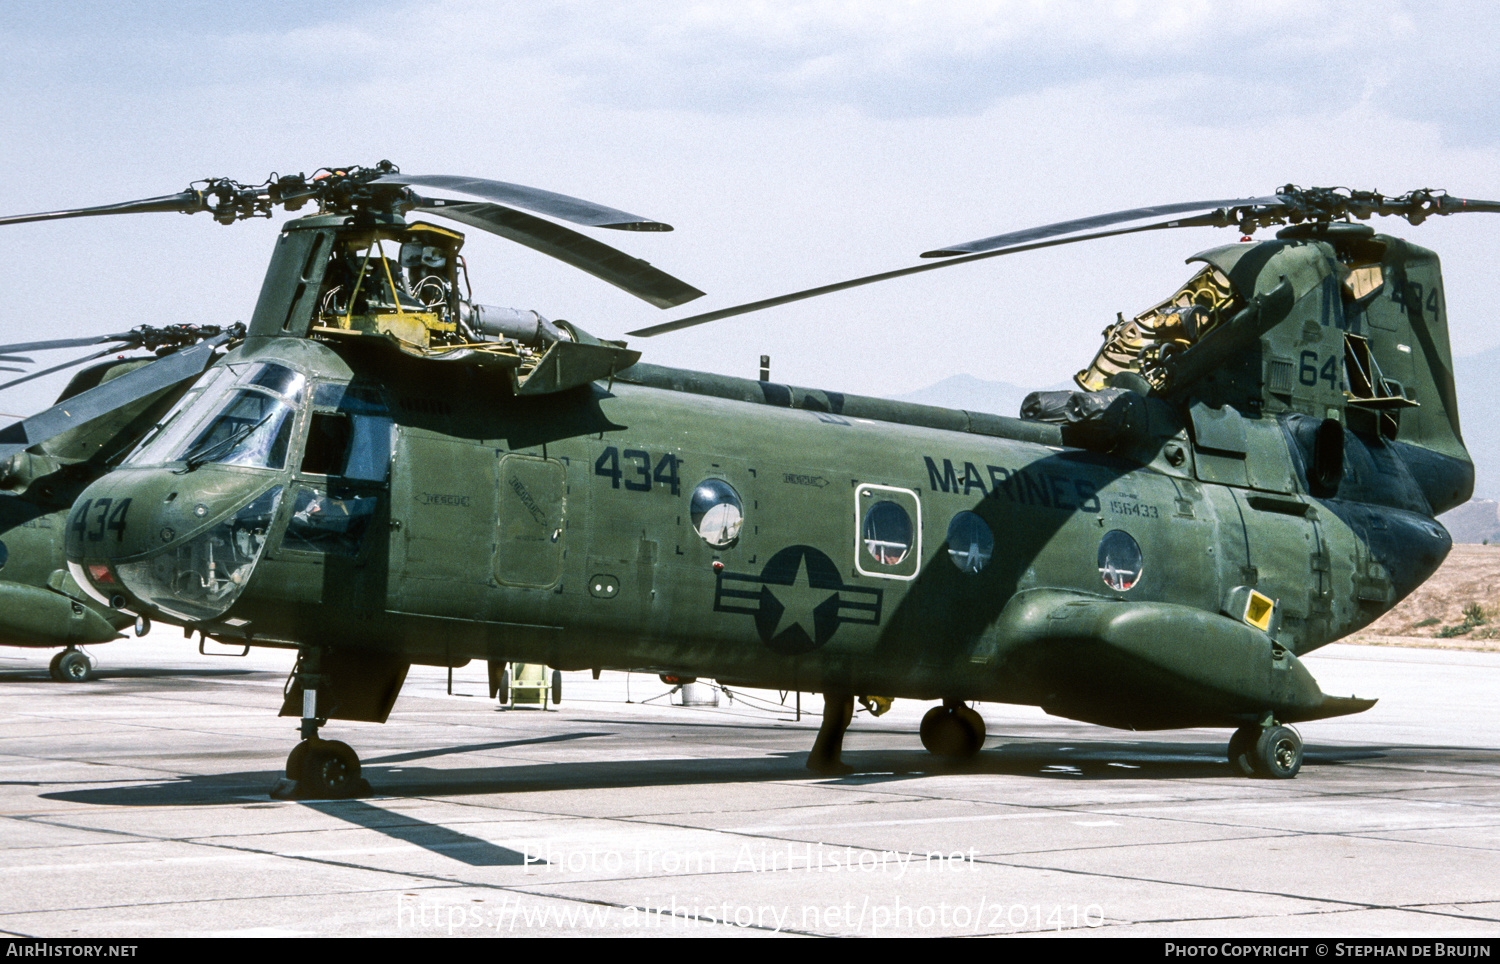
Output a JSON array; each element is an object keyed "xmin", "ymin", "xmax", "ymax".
[
  {"xmin": 272, "ymin": 737, "xmax": 371, "ymax": 800},
  {"xmin": 277, "ymin": 739, "xmax": 367, "ymax": 798},
  {"xmin": 270, "ymin": 647, "xmax": 371, "ymax": 799},
  {"xmin": 1228, "ymin": 723, "xmax": 1303, "ymax": 778}
]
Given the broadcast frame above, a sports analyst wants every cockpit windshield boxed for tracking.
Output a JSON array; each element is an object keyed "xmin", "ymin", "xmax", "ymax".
[
  {"xmin": 128, "ymin": 362, "xmax": 307, "ymax": 469},
  {"xmin": 179, "ymin": 389, "xmax": 297, "ymax": 469}
]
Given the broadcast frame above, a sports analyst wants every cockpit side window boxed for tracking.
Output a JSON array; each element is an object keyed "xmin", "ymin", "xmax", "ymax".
[
  {"xmin": 299, "ymin": 382, "xmax": 393, "ymax": 483},
  {"xmin": 343, "ymin": 415, "xmax": 394, "ymax": 482},
  {"xmin": 282, "ymin": 382, "xmax": 392, "ymax": 558},
  {"xmin": 302, "ymin": 413, "xmax": 352, "ymax": 475},
  {"xmin": 281, "ymin": 486, "xmax": 379, "ymax": 556}
]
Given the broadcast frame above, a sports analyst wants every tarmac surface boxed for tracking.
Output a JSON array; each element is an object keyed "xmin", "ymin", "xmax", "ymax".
[{"xmin": 1, "ymin": 636, "xmax": 1497, "ymax": 938}]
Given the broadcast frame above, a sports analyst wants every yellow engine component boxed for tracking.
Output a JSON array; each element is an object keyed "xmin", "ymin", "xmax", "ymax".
[{"xmin": 1075, "ymin": 266, "xmax": 1238, "ymax": 391}]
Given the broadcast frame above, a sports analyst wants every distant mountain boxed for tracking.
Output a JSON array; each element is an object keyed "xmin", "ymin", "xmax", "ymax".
[
  {"xmin": 1439, "ymin": 500, "xmax": 1500, "ymax": 544},
  {"xmin": 888, "ymin": 373, "xmax": 1073, "ymax": 418}
]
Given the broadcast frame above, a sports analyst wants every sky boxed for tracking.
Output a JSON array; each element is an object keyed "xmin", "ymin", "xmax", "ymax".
[{"xmin": 3, "ymin": 0, "xmax": 1499, "ymax": 419}]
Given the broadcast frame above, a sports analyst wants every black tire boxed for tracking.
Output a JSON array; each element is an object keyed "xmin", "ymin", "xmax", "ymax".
[
  {"xmin": 53, "ymin": 650, "xmax": 93, "ymax": 683},
  {"xmin": 1253, "ymin": 725, "xmax": 1303, "ymax": 779},
  {"xmin": 954, "ymin": 705, "xmax": 986, "ymax": 754},
  {"xmin": 498, "ymin": 669, "xmax": 510, "ymax": 705},
  {"xmin": 302, "ymin": 740, "xmax": 362, "ymax": 797},
  {"xmin": 285, "ymin": 739, "xmax": 313, "ymax": 780},
  {"xmin": 551, "ymin": 669, "xmax": 563, "ymax": 705},
  {"xmin": 920, "ymin": 705, "xmax": 984, "ymax": 759},
  {"xmin": 1227, "ymin": 726, "xmax": 1259, "ymax": 776}
]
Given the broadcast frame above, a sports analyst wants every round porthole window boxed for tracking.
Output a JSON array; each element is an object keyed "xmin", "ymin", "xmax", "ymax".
[
  {"xmin": 690, "ymin": 479, "xmax": 744, "ymax": 547},
  {"xmin": 1098, "ymin": 530, "xmax": 1143, "ymax": 591},
  {"xmin": 862, "ymin": 500, "xmax": 912, "ymax": 566},
  {"xmin": 945, "ymin": 511, "xmax": 994, "ymax": 574}
]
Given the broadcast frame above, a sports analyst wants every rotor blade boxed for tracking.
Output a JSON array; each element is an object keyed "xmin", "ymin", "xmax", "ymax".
[
  {"xmin": 0, "ymin": 346, "xmax": 123, "ymax": 393},
  {"xmin": 415, "ymin": 200, "xmax": 704, "ymax": 309},
  {"xmin": 0, "ymin": 332, "xmax": 138, "ymax": 355},
  {"xmin": 0, "ymin": 334, "xmax": 229, "ymax": 461},
  {"xmin": 921, "ymin": 195, "xmax": 1285, "ymax": 257},
  {"xmin": 0, "ymin": 191, "xmax": 204, "ymax": 228},
  {"xmin": 1437, "ymin": 195, "xmax": 1500, "ymax": 215},
  {"xmin": 0, "ymin": 356, "xmax": 32, "ymax": 365},
  {"xmin": 380, "ymin": 174, "xmax": 671, "ymax": 231},
  {"xmin": 628, "ymin": 213, "xmax": 1221, "ymax": 337}
]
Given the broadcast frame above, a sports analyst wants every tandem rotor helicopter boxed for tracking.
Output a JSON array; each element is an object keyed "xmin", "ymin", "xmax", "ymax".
[{"xmin": 0, "ymin": 161, "xmax": 1490, "ymax": 797}]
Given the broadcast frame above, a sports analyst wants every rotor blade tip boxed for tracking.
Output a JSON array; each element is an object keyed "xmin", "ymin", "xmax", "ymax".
[{"xmin": 604, "ymin": 221, "xmax": 674, "ymax": 232}]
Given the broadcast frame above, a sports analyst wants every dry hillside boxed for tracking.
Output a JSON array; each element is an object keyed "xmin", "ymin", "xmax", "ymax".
[
  {"xmin": 1437, "ymin": 499, "xmax": 1500, "ymax": 545},
  {"xmin": 1349, "ymin": 544, "xmax": 1500, "ymax": 651}
]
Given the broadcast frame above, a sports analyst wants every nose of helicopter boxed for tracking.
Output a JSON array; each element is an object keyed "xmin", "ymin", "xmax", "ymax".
[{"xmin": 65, "ymin": 465, "xmax": 284, "ymax": 623}]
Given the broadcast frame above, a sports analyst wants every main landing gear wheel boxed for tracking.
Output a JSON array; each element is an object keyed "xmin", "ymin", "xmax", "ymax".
[
  {"xmin": 1254, "ymin": 725, "xmax": 1303, "ymax": 779},
  {"xmin": 1227, "ymin": 726, "xmax": 1258, "ymax": 776},
  {"xmin": 1227, "ymin": 724, "xmax": 1303, "ymax": 778},
  {"xmin": 49, "ymin": 649, "xmax": 93, "ymax": 683},
  {"xmin": 920, "ymin": 703, "xmax": 986, "ymax": 759},
  {"xmin": 275, "ymin": 739, "xmax": 369, "ymax": 799}
]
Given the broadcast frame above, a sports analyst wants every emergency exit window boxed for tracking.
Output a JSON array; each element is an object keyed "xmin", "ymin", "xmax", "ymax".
[{"xmin": 854, "ymin": 484, "xmax": 921, "ymax": 580}]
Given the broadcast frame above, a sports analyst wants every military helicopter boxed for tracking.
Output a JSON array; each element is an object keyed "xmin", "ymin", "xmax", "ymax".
[
  {"xmin": 0, "ymin": 162, "xmax": 1488, "ymax": 798},
  {"xmin": 0, "ymin": 332, "xmax": 229, "ymax": 680}
]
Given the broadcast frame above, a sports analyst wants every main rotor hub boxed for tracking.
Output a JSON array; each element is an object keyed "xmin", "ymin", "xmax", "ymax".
[{"xmin": 196, "ymin": 160, "xmax": 415, "ymax": 225}]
